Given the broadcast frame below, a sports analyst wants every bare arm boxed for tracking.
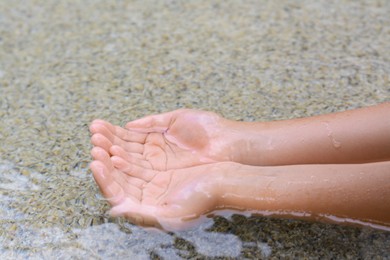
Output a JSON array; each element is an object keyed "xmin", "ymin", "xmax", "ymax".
[
  {"xmin": 216, "ymin": 161, "xmax": 390, "ymax": 230},
  {"xmin": 226, "ymin": 102, "xmax": 390, "ymax": 165},
  {"xmin": 90, "ymin": 103, "xmax": 390, "ymax": 231},
  {"xmin": 90, "ymin": 130, "xmax": 390, "ymax": 230}
]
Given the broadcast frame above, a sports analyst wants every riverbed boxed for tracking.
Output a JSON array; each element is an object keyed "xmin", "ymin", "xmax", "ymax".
[{"xmin": 0, "ymin": 0, "xmax": 389, "ymax": 258}]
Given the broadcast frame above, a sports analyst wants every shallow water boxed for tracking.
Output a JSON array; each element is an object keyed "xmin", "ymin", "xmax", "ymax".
[
  {"xmin": 1, "ymin": 163, "xmax": 389, "ymax": 259},
  {"xmin": 1, "ymin": 0, "xmax": 390, "ymax": 258}
]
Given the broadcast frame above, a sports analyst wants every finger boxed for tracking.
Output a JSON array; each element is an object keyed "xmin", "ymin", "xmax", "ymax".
[
  {"xmin": 91, "ymin": 122, "xmax": 146, "ymax": 153},
  {"xmin": 125, "ymin": 110, "xmax": 179, "ymax": 132},
  {"xmin": 91, "ymin": 119, "xmax": 121, "ymax": 137},
  {"xmin": 110, "ymin": 202, "xmax": 160, "ymax": 228},
  {"xmin": 89, "ymin": 122, "xmax": 114, "ymax": 143},
  {"xmin": 91, "ymin": 120, "xmax": 148, "ymax": 143},
  {"xmin": 90, "ymin": 155, "xmax": 143, "ymax": 202},
  {"xmin": 122, "ymin": 141, "xmax": 144, "ymax": 154},
  {"xmin": 90, "ymin": 119, "xmax": 108, "ymax": 135},
  {"xmin": 91, "ymin": 146, "xmax": 114, "ymax": 172},
  {"xmin": 91, "ymin": 119, "xmax": 112, "ymax": 128},
  {"xmin": 90, "ymin": 160, "xmax": 125, "ymax": 205},
  {"xmin": 91, "ymin": 133, "xmax": 112, "ymax": 153},
  {"xmin": 114, "ymin": 125, "xmax": 147, "ymax": 143},
  {"xmin": 111, "ymin": 155, "xmax": 156, "ymax": 181},
  {"xmin": 110, "ymin": 145, "xmax": 152, "ymax": 169},
  {"xmin": 109, "ymin": 197, "xmax": 140, "ymax": 217}
]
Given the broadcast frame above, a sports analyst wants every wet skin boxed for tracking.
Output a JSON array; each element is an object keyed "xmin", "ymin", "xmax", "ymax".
[
  {"xmin": 90, "ymin": 104, "xmax": 390, "ymax": 230},
  {"xmin": 90, "ymin": 109, "xmax": 236, "ymax": 171},
  {"xmin": 91, "ymin": 105, "xmax": 390, "ymax": 170},
  {"xmin": 90, "ymin": 146, "xmax": 222, "ymax": 230}
]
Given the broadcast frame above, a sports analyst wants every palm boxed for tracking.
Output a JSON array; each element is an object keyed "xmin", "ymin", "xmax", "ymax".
[
  {"xmin": 90, "ymin": 109, "xmax": 232, "ymax": 170},
  {"xmin": 90, "ymin": 147, "xmax": 218, "ymax": 230}
]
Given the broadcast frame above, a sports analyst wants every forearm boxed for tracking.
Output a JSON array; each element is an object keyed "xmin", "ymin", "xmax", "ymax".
[
  {"xmin": 216, "ymin": 161, "xmax": 390, "ymax": 229},
  {"xmin": 227, "ymin": 102, "xmax": 390, "ymax": 166}
]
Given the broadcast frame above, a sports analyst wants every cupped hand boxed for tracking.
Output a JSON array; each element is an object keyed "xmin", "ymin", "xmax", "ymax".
[
  {"xmin": 90, "ymin": 109, "xmax": 236, "ymax": 171},
  {"xmin": 90, "ymin": 146, "xmax": 221, "ymax": 230}
]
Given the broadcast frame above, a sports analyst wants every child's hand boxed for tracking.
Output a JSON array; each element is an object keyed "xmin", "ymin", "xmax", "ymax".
[
  {"xmin": 90, "ymin": 146, "xmax": 221, "ymax": 230},
  {"xmin": 90, "ymin": 109, "xmax": 238, "ymax": 171}
]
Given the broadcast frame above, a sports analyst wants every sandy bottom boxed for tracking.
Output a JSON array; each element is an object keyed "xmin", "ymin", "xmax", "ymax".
[{"xmin": 0, "ymin": 0, "xmax": 389, "ymax": 258}]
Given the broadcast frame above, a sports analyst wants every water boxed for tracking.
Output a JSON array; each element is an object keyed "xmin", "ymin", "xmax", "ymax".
[
  {"xmin": 1, "ymin": 159, "xmax": 390, "ymax": 258},
  {"xmin": 1, "ymin": 0, "xmax": 390, "ymax": 258},
  {"xmin": 322, "ymin": 121, "xmax": 342, "ymax": 149}
]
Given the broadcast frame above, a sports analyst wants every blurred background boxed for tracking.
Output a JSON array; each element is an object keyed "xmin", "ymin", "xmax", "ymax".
[{"xmin": 0, "ymin": 0, "xmax": 389, "ymax": 258}]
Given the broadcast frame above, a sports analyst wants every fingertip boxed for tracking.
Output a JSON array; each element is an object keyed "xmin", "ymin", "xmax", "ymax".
[
  {"xmin": 90, "ymin": 160, "xmax": 105, "ymax": 180},
  {"xmin": 90, "ymin": 134, "xmax": 97, "ymax": 145},
  {"xmin": 109, "ymin": 197, "xmax": 140, "ymax": 216},
  {"xmin": 90, "ymin": 119, "xmax": 104, "ymax": 131},
  {"xmin": 90, "ymin": 146, "xmax": 99, "ymax": 159},
  {"xmin": 109, "ymin": 203, "xmax": 127, "ymax": 216},
  {"xmin": 89, "ymin": 160, "xmax": 99, "ymax": 170},
  {"xmin": 90, "ymin": 133, "xmax": 102, "ymax": 144},
  {"xmin": 91, "ymin": 133, "xmax": 113, "ymax": 150},
  {"xmin": 109, "ymin": 145, "xmax": 124, "ymax": 155},
  {"xmin": 90, "ymin": 161, "xmax": 125, "ymax": 205},
  {"xmin": 91, "ymin": 119, "xmax": 107, "ymax": 124},
  {"xmin": 90, "ymin": 119, "xmax": 116, "ymax": 134},
  {"xmin": 90, "ymin": 146, "xmax": 109, "ymax": 159},
  {"xmin": 90, "ymin": 146, "xmax": 115, "ymax": 172},
  {"xmin": 89, "ymin": 123, "xmax": 102, "ymax": 134},
  {"xmin": 111, "ymin": 155, "xmax": 126, "ymax": 168}
]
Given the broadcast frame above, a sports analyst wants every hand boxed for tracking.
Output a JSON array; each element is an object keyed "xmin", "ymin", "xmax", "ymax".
[
  {"xmin": 90, "ymin": 109, "xmax": 236, "ymax": 171},
  {"xmin": 90, "ymin": 146, "xmax": 220, "ymax": 230}
]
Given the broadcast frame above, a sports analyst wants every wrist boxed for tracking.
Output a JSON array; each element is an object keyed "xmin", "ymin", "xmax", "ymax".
[
  {"xmin": 212, "ymin": 162, "xmax": 273, "ymax": 211},
  {"xmin": 223, "ymin": 119, "xmax": 270, "ymax": 166}
]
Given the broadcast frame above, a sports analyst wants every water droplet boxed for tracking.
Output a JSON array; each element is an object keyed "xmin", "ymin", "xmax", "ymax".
[
  {"xmin": 332, "ymin": 139, "xmax": 342, "ymax": 149},
  {"xmin": 322, "ymin": 121, "xmax": 342, "ymax": 149}
]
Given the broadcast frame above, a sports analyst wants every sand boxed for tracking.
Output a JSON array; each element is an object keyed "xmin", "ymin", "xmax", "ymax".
[{"xmin": 0, "ymin": 0, "xmax": 389, "ymax": 258}]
